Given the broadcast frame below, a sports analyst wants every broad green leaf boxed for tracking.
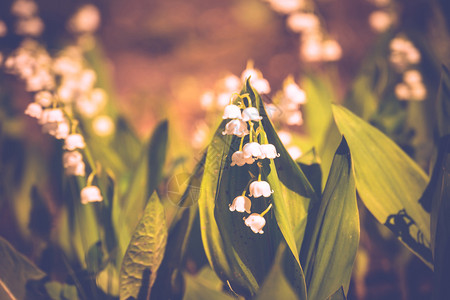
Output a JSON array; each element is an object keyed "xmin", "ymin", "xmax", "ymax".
[
  {"xmin": 198, "ymin": 122, "xmax": 260, "ymax": 296},
  {"xmin": 255, "ymin": 240, "xmax": 305, "ymax": 300},
  {"xmin": 332, "ymin": 105, "xmax": 432, "ymax": 267},
  {"xmin": 303, "ymin": 138, "xmax": 359, "ymax": 300},
  {"xmin": 119, "ymin": 192, "xmax": 168, "ymax": 300},
  {"xmin": 198, "ymin": 80, "xmax": 312, "ymax": 297},
  {"xmin": 116, "ymin": 120, "xmax": 169, "ymax": 261},
  {"xmin": 326, "ymin": 286, "xmax": 347, "ymax": 300},
  {"xmin": 0, "ymin": 236, "xmax": 46, "ymax": 300},
  {"xmin": 426, "ymin": 136, "xmax": 450, "ymax": 300},
  {"xmin": 183, "ymin": 267, "xmax": 234, "ymax": 300}
]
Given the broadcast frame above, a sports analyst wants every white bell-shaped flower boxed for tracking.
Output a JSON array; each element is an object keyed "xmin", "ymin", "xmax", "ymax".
[
  {"xmin": 242, "ymin": 107, "xmax": 263, "ymax": 122},
  {"xmin": 244, "ymin": 213, "xmax": 266, "ymax": 234},
  {"xmin": 249, "ymin": 180, "xmax": 273, "ymax": 198},
  {"xmin": 229, "ymin": 195, "xmax": 251, "ymax": 213},
  {"xmin": 222, "ymin": 119, "xmax": 249, "ymax": 137},
  {"xmin": 222, "ymin": 104, "xmax": 242, "ymax": 119},
  {"xmin": 230, "ymin": 151, "xmax": 255, "ymax": 166},
  {"xmin": 24, "ymin": 102, "xmax": 42, "ymax": 119},
  {"xmin": 260, "ymin": 144, "xmax": 280, "ymax": 159},
  {"xmin": 34, "ymin": 90, "xmax": 53, "ymax": 107},
  {"xmin": 242, "ymin": 142, "xmax": 264, "ymax": 159},
  {"xmin": 39, "ymin": 108, "xmax": 65, "ymax": 125},
  {"xmin": 64, "ymin": 134, "xmax": 86, "ymax": 151},
  {"xmin": 284, "ymin": 83, "xmax": 306, "ymax": 105},
  {"xmin": 81, "ymin": 186, "xmax": 103, "ymax": 204},
  {"xmin": 63, "ymin": 151, "xmax": 86, "ymax": 176},
  {"xmin": 42, "ymin": 119, "xmax": 70, "ymax": 139}
]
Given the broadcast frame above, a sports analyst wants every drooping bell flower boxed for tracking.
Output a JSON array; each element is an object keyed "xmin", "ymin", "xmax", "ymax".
[
  {"xmin": 230, "ymin": 151, "xmax": 255, "ymax": 166},
  {"xmin": 229, "ymin": 195, "xmax": 251, "ymax": 213},
  {"xmin": 241, "ymin": 107, "xmax": 263, "ymax": 122},
  {"xmin": 222, "ymin": 104, "xmax": 242, "ymax": 120},
  {"xmin": 244, "ymin": 213, "xmax": 266, "ymax": 234},
  {"xmin": 222, "ymin": 119, "xmax": 249, "ymax": 137},
  {"xmin": 249, "ymin": 180, "xmax": 273, "ymax": 198},
  {"xmin": 81, "ymin": 185, "xmax": 103, "ymax": 204},
  {"xmin": 260, "ymin": 144, "xmax": 280, "ymax": 159},
  {"xmin": 242, "ymin": 142, "xmax": 264, "ymax": 159}
]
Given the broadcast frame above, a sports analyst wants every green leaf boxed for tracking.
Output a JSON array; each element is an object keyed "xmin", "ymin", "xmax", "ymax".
[
  {"xmin": 302, "ymin": 138, "xmax": 359, "ymax": 300},
  {"xmin": 183, "ymin": 267, "xmax": 234, "ymax": 300},
  {"xmin": 151, "ymin": 153, "xmax": 206, "ymax": 300},
  {"xmin": 147, "ymin": 120, "xmax": 168, "ymax": 198},
  {"xmin": 326, "ymin": 286, "xmax": 347, "ymax": 300},
  {"xmin": 0, "ymin": 236, "xmax": 46, "ymax": 300},
  {"xmin": 119, "ymin": 192, "xmax": 168, "ymax": 300},
  {"xmin": 426, "ymin": 135, "xmax": 450, "ymax": 300},
  {"xmin": 332, "ymin": 105, "xmax": 432, "ymax": 267},
  {"xmin": 255, "ymin": 239, "xmax": 306, "ymax": 300},
  {"xmin": 198, "ymin": 81, "xmax": 314, "ymax": 297}
]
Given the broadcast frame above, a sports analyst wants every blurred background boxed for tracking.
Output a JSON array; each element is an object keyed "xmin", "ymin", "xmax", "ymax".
[{"xmin": 1, "ymin": 0, "xmax": 449, "ymax": 299}]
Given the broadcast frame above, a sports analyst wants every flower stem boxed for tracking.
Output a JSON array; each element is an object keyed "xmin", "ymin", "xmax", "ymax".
[
  {"xmin": 260, "ymin": 203, "xmax": 273, "ymax": 217},
  {"xmin": 239, "ymin": 136, "xmax": 245, "ymax": 151}
]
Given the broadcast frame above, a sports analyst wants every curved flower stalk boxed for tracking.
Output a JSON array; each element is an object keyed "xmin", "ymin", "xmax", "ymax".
[
  {"xmin": 5, "ymin": 2, "xmax": 107, "ymax": 205},
  {"xmin": 222, "ymin": 87, "xmax": 280, "ymax": 235}
]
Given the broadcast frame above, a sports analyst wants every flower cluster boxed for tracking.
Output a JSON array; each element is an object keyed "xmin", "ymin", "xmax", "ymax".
[
  {"xmin": 193, "ymin": 62, "xmax": 271, "ymax": 149},
  {"xmin": 4, "ymin": 2, "xmax": 106, "ymax": 205},
  {"xmin": 389, "ymin": 35, "xmax": 426, "ymax": 102},
  {"xmin": 367, "ymin": 0, "xmax": 396, "ymax": 33},
  {"xmin": 263, "ymin": 0, "xmax": 342, "ymax": 62},
  {"xmin": 223, "ymin": 92, "xmax": 278, "ymax": 234}
]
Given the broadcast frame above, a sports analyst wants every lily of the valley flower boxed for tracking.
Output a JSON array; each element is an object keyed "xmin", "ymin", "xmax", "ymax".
[
  {"xmin": 222, "ymin": 104, "xmax": 242, "ymax": 119},
  {"xmin": 244, "ymin": 213, "xmax": 266, "ymax": 234},
  {"xmin": 39, "ymin": 108, "xmax": 65, "ymax": 125},
  {"xmin": 242, "ymin": 142, "xmax": 264, "ymax": 159},
  {"xmin": 25, "ymin": 102, "xmax": 42, "ymax": 119},
  {"xmin": 64, "ymin": 133, "xmax": 86, "ymax": 150},
  {"xmin": 81, "ymin": 185, "xmax": 103, "ymax": 204},
  {"xmin": 249, "ymin": 180, "xmax": 273, "ymax": 198},
  {"xmin": 63, "ymin": 151, "xmax": 85, "ymax": 176},
  {"xmin": 230, "ymin": 151, "xmax": 255, "ymax": 166},
  {"xmin": 229, "ymin": 195, "xmax": 251, "ymax": 213},
  {"xmin": 260, "ymin": 144, "xmax": 280, "ymax": 159},
  {"xmin": 222, "ymin": 119, "xmax": 249, "ymax": 137},
  {"xmin": 241, "ymin": 107, "xmax": 263, "ymax": 122},
  {"xmin": 42, "ymin": 119, "xmax": 70, "ymax": 139}
]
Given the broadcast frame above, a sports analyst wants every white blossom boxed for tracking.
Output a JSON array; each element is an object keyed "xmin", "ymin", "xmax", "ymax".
[
  {"xmin": 260, "ymin": 144, "xmax": 280, "ymax": 159},
  {"xmin": 241, "ymin": 107, "xmax": 263, "ymax": 122},
  {"xmin": 229, "ymin": 195, "xmax": 251, "ymax": 213},
  {"xmin": 34, "ymin": 90, "xmax": 53, "ymax": 107},
  {"xmin": 11, "ymin": 0, "xmax": 38, "ymax": 18},
  {"xmin": 42, "ymin": 119, "xmax": 70, "ymax": 139},
  {"xmin": 39, "ymin": 108, "xmax": 65, "ymax": 124},
  {"xmin": 222, "ymin": 119, "xmax": 249, "ymax": 137},
  {"xmin": 252, "ymin": 78, "xmax": 271, "ymax": 94},
  {"xmin": 244, "ymin": 213, "xmax": 266, "ymax": 234},
  {"xmin": 230, "ymin": 151, "xmax": 255, "ymax": 166},
  {"xmin": 0, "ymin": 20, "xmax": 7, "ymax": 37},
  {"xmin": 284, "ymin": 82, "xmax": 306, "ymax": 104},
  {"xmin": 81, "ymin": 186, "xmax": 103, "ymax": 204},
  {"xmin": 222, "ymin": 104, "xmax": 242, "ymax": 119},
  {"xmin": 285, "ymin": 111, "xmax": 303, "ymax": 126},
  {"xmin": 24, "ymin": 102, "xmax": 42, "ymax": 119},
  {"xmin": 249, "ymin": 180, "xmax": 273, "ymax": 198},
  {"xmin": 322, "ymin": 39, "xmax": 342, "ymax": 62},
  {"xmin": 243, "ymin": 142, "xmax": 264, "ymax": 159},
  {"xmin": 277, "ymin": 130, "xmax": 292, "ymax": 145},
  {"xmin": 64, "ymin": 134, "xmax": 86, "ymax": 151},
  {"xmin": 63, "ymin": 151, "xmax": 85, "ymax": 176}
]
